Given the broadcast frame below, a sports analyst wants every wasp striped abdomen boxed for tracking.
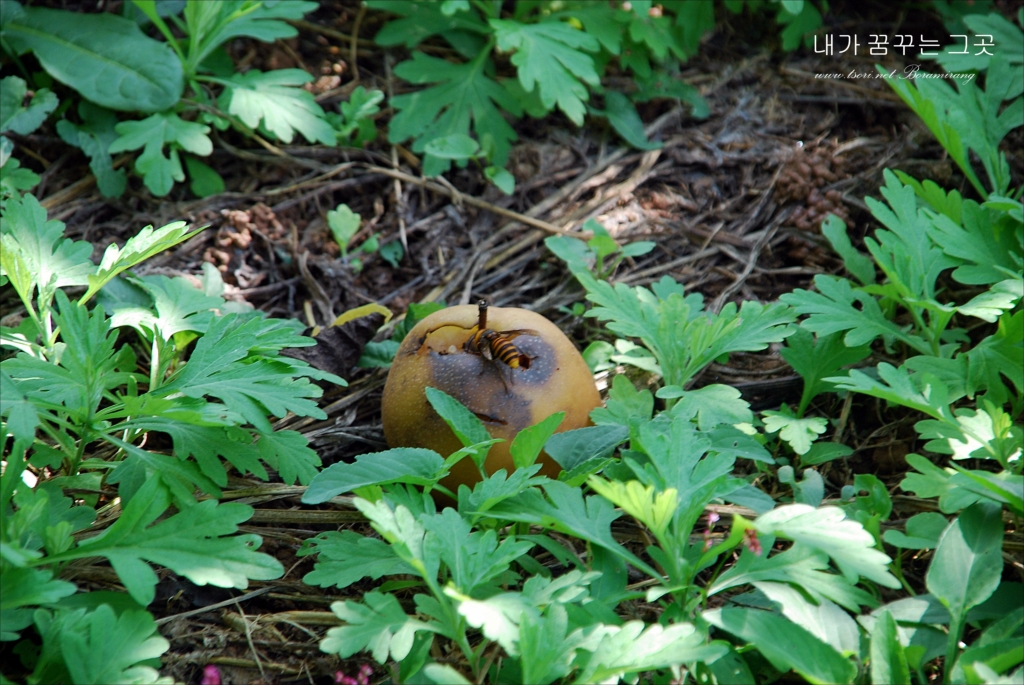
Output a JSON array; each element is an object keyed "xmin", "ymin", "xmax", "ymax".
[{"xmin": 472, "ymin": 329, "xmax": 531, "ymax": 369}]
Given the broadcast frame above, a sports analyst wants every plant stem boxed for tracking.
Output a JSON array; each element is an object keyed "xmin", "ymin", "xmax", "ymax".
[{"xmin": 942, "ymin": 614, "xmax": 965, "ymax": 685}]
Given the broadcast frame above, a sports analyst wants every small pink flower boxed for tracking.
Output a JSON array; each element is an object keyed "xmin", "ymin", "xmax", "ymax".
[
  {"xmin": 334, "ymin": 674, "xmax": 358, "ymax": 685},
  {"xmin": 743, "ymin": 528, "xmax": 763, "ymax": 556},
  {"xmin": 702, "ymin": 512, "xmax": 721, "ymax": 551},
  {"xmin": 201, "ymin": 665, "xmax": 221, "ymax": 685}
]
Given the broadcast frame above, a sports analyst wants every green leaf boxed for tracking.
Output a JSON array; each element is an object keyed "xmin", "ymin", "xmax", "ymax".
[
  {"xmin": 883, "ymin": 512, "xmax": 949, "ymax": 550},
  {"xmin": 597, "ymin": 90, "xmax": 661, "ymax": 151},
  {"xmin": 423, "ymin": 509, "xmax": 533, "ymax": 593},
  {"xmin": 510, "ymin": 412, "xmax": 565, "ymax": 469},
  {"xmin": 660, "ymin": 384, "xmax": 754, "ymax": 430},
  {"xmin": 109, "ymin": 112, "xmax": 212, "ymax": 196},
  {"xmin": 55, "ymin": 102, "xmax": 126, "ymax": 198},
  {"xmin": 707, "ymin": 425, "xmax": 774, "ymax": 464},
  {"xmin": 870, "ymin": 609, "xmax": 912, "ymax": 685},
  {"xmin": 543, "ymin": 425, "xmax": 628, "ymax": 471},
  {"xmin": 327, "ymin": 204, "xmax": 361, "ymax": 253},
  {"xmin": 828, "ymin": 363, "xmax": 954, "ymax": 421},
  {"xmin": 256, "ymin": 428, "xmax": 321, "ymax": 486},
  {"xmin": 710, "ymin": 543, "xmax": 878, "ymax": 613},
  {"xmin": 4, "ymin": 291, "xmax": 126, "ymax": 421},
  {"xmin": 107, "ymin": 274, "xmax": 222, "ymax": 342},
  {"xmin": 762, "ymin": 412, "xmax": 827, "ymax": 455},
  {"xmin": 576, "ymin": 621, "xmax": 729, "ymax": 684},
  {"xmin": 423, "ymin": 663, "xmax": 472, "ymax": 684},
  {"xmin": 424, "ymin": 132, "xmax": 479, "ymax": 160},
  {"xmin": 900, "ymin": 453, "xmax": 982, "ymax": 514},
  {"xmin": 577, "ymin": 270, "xmax": 793, "ymax": 387},
  {"xmin": 928, "ymin": 200, "xmax": 1022, "ymax": 286},
  {"xmin": 369, "ymin": 0, "xmax": 490, "ymax": 48},
  {"xmin": 86, "ymin": 223, "xmax": 202, "ymax": 303},
  {"xmin": 950, "ymin": 468, "xmax": 1023, "ymax": 518},
  {"xmin": 933, "ymin": 13, "xmax": 1024, "ymax": 76},
  {"xmin": 626, "ymin": 10, "xmax": 685, "ymax": 61},
  {"xmin": 124, "ymin": 420, "xmax": 264, "ymax": 488},
  {"xmin": 426, "ymin": 386, "xmax": 491, "ymax": 447},
  {"xmin": 61, "ymin": 605, "xmax": 169, "ymax": 685},
  {"xmin": 879, "ymin": 69, "xmax": 987, "ymax": 196},
  {"xmin": 755, "ymin": 504, "xmax": 900, "ymax": 588},
  {"xmin": 303, "ymin": 448, "xmax": 446, "ymax": 503},
  {"xmin": 219, "ymin": 69, "xmax": 335, "ymax": 145},
  {"xmin": 0, "ymin": 193, "xmax": 93, "ymax": 304},
  {"xmin": 782, "ymin": 327, "xmax": 871, "ymax": 415},
  {"xmin": 778, "ymin": 465, "xmax": 824, "ymax": 507},
  {"xmin": 966, "ymin": 311, "xmax": 1023, "ymax": 401},
  {"xmin": 561, "ymin": 5, "xmax": 626, "ymax": 54},
  {"xmin": 781, "ymin": 275, "xmax": 926, "ymax": 353},
  {"xmin": 800, "ymin": 441, "xmax": 853, "ymax": 466},
  {"xmin": 300, "ymin": 530, "xmax": 415, "ymax": 589},
  {"xmin": 354, "ymin": 500, "xmax": 440, "ymax": 583},
  {"xmin": 332, "ymin": 86, "xmax": 384, "ymax": 146},
  {"xmin": 156, "ymin": 314, "xmax": 331, "ymax": 433},
  {"xmin": 776, "ymin": 0, "xmax": 822, "ymax": 51},
  {"xmin": 487, "ymin": 481, "xmax": 658, "ymax": 577},
  {"xmin": 672, "ymin": 0, "xmax": 716, "ymax": 54},
  {"xmin": 927, "ymin": 501, "xmax": 1004, "ymax": 622},
  {"xmin": 50, "ymin": 478, "xmax": 282, "ymax": 606},
  {"xmin": 3, "ymin": 6, "xmax": 182, "ymax": 112},
  {"xmin": 0, "ymin": 369, "xmax": 39, "ymax": 444},
  {"xmin": 358, "ymin": 339, "xmax": 400, "ymax": 369},
  {"xmin": 183, "ymin": 154, "xmax": 224, "ymax": 198},
  {"xmin": 704, "ymin": 607, "xmax": 856, "ymax": 684},
  {"xmin": 518, "ymin": 604, "xmax": 576, "ymax": 684},
  {"xmin": 178, "ymin": 0, "xmax": 317, "ymax": 74},
  {"xmin": 0, "ymin": 566, "xmax": 76, "ymax": 610},
  {"xmin": 957, "ymin": 278, "xmax": 1023, "ymax": 323},
  {"xmin": 894, "ymin": 170, "xmax": 964, "ymax": 223},
  {"xmin": 323, "ymin": 591, "xmax": 437, "ymax": 663},
  {"xmin": 588, "ymin": 478, "xmax": 677, "ymax": 539},
  {"xmin": 754, "ymin": 581, "xmax": 860, "ymax": 656},
  {"xmin": 452, "ymin": 591, "xmax": 533, "ymax": 657},
  {"xmin": 0, "ymin": 76, "xmax": 57, "ymax": 135},
  {"xmin": 389, "ymin": 51, "xmax": 521, "ymax": 168},
  {"xmin": 491, "ymin": 19, "xmax": 600, "ymax": 125},
  {"xmin": 0, "ymin": 156, "xmax": 40, "ymax": 199},
  {"xmin": 866, "ymin": 171, "xmax": 966, "ymax": 297},
  {"xmin": 484, "ymin": 165, "xmax": 515, "ymax": 194},
  {"xmin": 458, "ymin": 466, "xmax": 547, "ymax": 521}
]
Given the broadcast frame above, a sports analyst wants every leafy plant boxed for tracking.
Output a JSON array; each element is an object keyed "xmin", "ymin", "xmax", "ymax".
[
  {"xmin": 297, "ymin": 370, "xmax": 926, "ymax": 684},
  {"xmin": 0, "ymin": 75, "xmax": 58, "ymax": 206},
  {"xmin": 548, "ymin": 234, "xmax": 795, "ymax": 392},
  {"xmin": 326, "ymin": 85, "xmax": 385, "ymax": 148},
  {"xmin": 327, "ymin": 203, "xmax": 388, "ymax": 274},
  {"xmin": 369, "ymin": 0, "xmax": 709, "ymax": 186},
  {"xmin": 1, "ymin": 193, "xmax": 345, "ymax": 683},
  {"xmin": 865, "ymin": 501, "xmax": 1023, "ymax": 684},
  {"xmin": 769, "ymin": 20, "xmax": 1024, "ymax": 681},
  {"xmin": 722, "ymin": 0, "xmax": 826, "ymax": 51},
  {"xmin": 546, "ymin": 219, "xmax": 656, "ymax": 282},
  {"xmin": 0, "ymin": 0, "xmax": 362, "ymax": 198}
]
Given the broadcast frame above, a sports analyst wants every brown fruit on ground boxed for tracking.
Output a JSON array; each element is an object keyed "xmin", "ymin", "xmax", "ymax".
[{"xmin": 381, "ymin": 305, "xmax": 601, "ymax": 492}]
